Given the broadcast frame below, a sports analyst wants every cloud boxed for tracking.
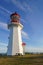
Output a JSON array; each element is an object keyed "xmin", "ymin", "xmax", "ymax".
[
  {"xmin": 22, "ymin": 31, "xmax": 29, "ymax": 40},
  {"xmin": 22, "ymin": 1, "xmax": 32, "ymax": 12},
  {"xmin": 0, "ymin": 6, "xmax": 11, "ymax": 14},
  {"xmin": 0, "ymin": 22, "xmax": 9, "ymax": 31},
  {"xmin": 0, "ymin": 42, "xmax": 8, "ymax": 53},
  {"xmin": 21, "ymin": 18, "xmax": 26, "ymax": 23},
  {"xmin": 25, "ymin": 46, "xmax": 43, "ymax": 53},
  {"xmin": 12, "ymin": 0, "xmax": 25, "ymax": 12},
  {"xmin": 0, "ymin": 46, "xmax": 7, "ymax": 53},
  {"xmin": 0, "ymin": 47, "xmax": 7, "ymax": 53},
  {"xmin": 0, "ymin": 42, "xmax": 8, "ymax": 46},
  {"xmin": 12, "ymin": 0, "xmax": 32, "ymax": 12}
]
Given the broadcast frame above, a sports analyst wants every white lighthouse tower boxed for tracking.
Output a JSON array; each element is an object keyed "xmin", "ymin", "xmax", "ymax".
[{"xmin": 7, "ymin": 12, "xmax": 24, "ymax": 55}]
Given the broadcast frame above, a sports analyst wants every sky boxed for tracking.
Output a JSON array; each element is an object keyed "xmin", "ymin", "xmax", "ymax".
[{"xmin": 0, "ymin": 0, "xmax": 43, "ymax": 53}]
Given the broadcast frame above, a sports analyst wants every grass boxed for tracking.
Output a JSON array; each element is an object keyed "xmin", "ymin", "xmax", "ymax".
[{"xmin": 0, "ymin": 54, "xmax": 43, "ymax": 65}]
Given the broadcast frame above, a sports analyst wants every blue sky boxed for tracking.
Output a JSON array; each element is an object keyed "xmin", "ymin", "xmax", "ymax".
[{"xmin": 0, "ymin": 0, "xmax": 43, "ymax": 53}]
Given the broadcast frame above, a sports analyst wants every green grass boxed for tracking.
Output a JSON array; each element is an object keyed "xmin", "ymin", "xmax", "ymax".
[{"xmin": 0, "ymin": 54, "xmax": 43, "ymax": 65}]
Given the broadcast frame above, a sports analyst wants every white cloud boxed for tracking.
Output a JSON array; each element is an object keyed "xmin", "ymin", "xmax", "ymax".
[
  {"xmin": 0, "ymin": 47, "xmax": 7, "ymax": 53},
  {"xmin": 22, "ymin": 31, "xmax": 29, "ymax": 40},
  {"xmin": 0, "ymin": 22, "xmax": 7, "ymax": 28},
  {"xmin": 0, "ymin": 6, "xmax": 11, "ymax": 14},
  {"xmin": 0, "ymin": 42, "xmax": 8, "ymax": 53},
  {"xmin": 12, "ymin": 0, "xmax": 32, "ymax": 12},
  {"xmin": 0, "ymin": 42, "xmax": 8, "ymax": 46},
  {"xmin": 12, "ymin": 0, "xmax": 25, "ymax": 12},
  {"xmin": 0, "ymin": 22, "xmax": 9, "ymax": 31},
  {"xmin": 22, "ymin": 1, "xmax": 32, "ymax": 12},
  {"xmin": 21, "ymin": 18, "xmax": 26, "ymax": 23},
  {"xmin": 25, "ymin": 46, "xmax": 43, "ymax": 53}
]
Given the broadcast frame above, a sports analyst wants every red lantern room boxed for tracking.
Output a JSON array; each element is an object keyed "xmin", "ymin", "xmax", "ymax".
[
  {"xmin": 22, "ymin": 43, "xmax": 26, "ymax": 46},
  {"xmin": 10, "ymin": 12, "xmax": 20, "ymax": 23}
]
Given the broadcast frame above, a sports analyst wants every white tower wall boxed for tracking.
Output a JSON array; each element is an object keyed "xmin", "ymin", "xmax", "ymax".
[
  {"xmin": 7, "ymin": 23, "xmax": 23, "ymax": 55},
  {"xmin": 7, "ymin": 26, "xmax": 13, "ymax": 55}
]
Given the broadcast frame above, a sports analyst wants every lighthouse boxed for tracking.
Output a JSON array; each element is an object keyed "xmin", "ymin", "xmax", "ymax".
[{"xmin": 7, "ymin": 12, "xmax": 24, "ymax": 55}]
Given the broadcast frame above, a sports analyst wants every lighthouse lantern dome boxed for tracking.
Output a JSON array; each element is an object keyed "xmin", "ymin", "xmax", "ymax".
[{"xmin": 10, "ymin": 12, "xmax": 20, "ymax": 23}]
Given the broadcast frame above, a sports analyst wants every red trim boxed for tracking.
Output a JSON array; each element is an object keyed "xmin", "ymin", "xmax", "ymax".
[
  {"xmin": 11, "ymin": 20, "xmax": 19, "ymax": 23},
  {"xmin": 22, "ymin": 43, "xmax": 26, "ymax": 46}
]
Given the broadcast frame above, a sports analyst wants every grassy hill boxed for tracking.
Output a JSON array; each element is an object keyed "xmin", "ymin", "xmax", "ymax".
[{"xmin": 0, "ymin": 54, "xmax": 43, "ymax": 65}]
